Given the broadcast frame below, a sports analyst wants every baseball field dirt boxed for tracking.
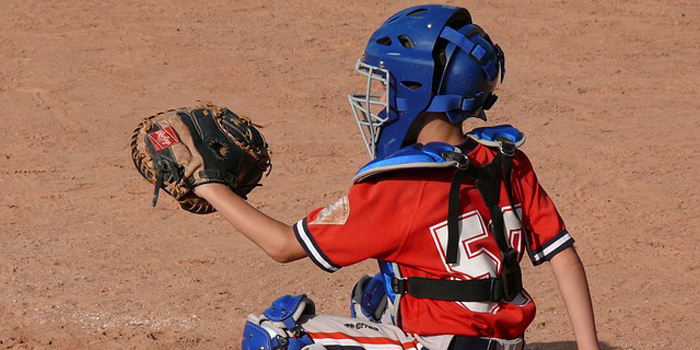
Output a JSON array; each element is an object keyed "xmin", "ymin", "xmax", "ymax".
[{"xmin": 1, "ymin": 0, "xmax": 698, "ymax": 349}]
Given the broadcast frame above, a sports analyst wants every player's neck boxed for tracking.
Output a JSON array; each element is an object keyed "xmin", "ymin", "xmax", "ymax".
[{"xmin": 415, "ymin": 113, "xmax": 466, "ymax": 146}]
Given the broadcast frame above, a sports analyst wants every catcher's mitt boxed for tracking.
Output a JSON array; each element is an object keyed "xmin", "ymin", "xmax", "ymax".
[{"xmin": 130, "ymin": 101, "xmax": 271, "ymax": 214}]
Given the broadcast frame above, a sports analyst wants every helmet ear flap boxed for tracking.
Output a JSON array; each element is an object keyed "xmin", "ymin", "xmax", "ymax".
[{"xmin": 429, "ymin": 24, "xmax": 503, "ymax": 121}]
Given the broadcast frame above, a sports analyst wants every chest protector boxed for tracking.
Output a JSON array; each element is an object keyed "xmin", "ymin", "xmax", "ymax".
[{"xmin": 352, "ymin": 125, "xmax": 527, "ymax": 325}]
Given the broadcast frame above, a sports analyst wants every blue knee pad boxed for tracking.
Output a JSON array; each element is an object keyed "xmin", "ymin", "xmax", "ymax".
[
  {"xmin": 242, "ymin": 294, "xmax": 315, "ymax": 350},
  {"xmin": 242, "ymin": 322, "xmax": 313, "ymax": 350},
  {"xmin": 350, "ymin": 274, "xmax": 388, "ymax": 323}
]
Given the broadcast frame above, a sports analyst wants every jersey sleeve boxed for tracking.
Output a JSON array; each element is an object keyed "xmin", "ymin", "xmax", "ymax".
[
  {"xmin": 512, "ymin": 151, "xmax": 574, "ymax": 266},
  {"xmin": 293, "ymin": 178, "xmax": 414, "ymax": 272}
]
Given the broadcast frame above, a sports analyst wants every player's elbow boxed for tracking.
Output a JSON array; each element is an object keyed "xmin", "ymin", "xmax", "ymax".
[
  {"xmin": 267, "ymin": 247, "xmax": 299, "ymax": 263},
  {"xmin": 269, "ymin": 251, "xmax": 294, "ymax": 263},
  {"xmin": 266, "ymin": 235, "xmax": 306, "ymax": 263}
]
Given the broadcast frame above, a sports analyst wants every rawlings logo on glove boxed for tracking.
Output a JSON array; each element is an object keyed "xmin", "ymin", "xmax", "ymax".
[
  {"xmin": 130, "ymin": 101, "xmax": 272, "ymax": 214},
  {"xmin": 147, "ymin": 127, "xmax": 181, "ymax": 151}
]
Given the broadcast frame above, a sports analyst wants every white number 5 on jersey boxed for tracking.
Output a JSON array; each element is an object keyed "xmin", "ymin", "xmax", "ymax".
[{"xmin": 429, "ymin": 205, "xmax": 531, "ymax": 313}]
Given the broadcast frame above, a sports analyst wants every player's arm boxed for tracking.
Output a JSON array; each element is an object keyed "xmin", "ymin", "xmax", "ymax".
[
  {"xmin": 549, "ymin": 245, "xmax": 600, "ymax": 350},
  {"xmin": 193, "ymin": 183, "xmax": 307, "ymax": 263}
]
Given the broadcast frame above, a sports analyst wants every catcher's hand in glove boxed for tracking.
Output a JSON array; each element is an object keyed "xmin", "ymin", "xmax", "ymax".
[{"xmin": 130, "ymin": 101, "xmax": 271, "ymax": 214}]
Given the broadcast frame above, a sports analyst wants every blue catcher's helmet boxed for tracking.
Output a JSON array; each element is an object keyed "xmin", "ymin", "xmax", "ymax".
[{"xmin": 348, "ymin": 5, "xmax": 505, "ymax": 159}]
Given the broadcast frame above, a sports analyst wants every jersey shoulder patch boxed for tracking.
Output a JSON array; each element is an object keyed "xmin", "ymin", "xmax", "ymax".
[
  {"xmin": 466, "ymin": 124, "xmax": 525, "ymax": 148},
  {"xmin": 310, "ymin": 196, "xmax": 350, "ymax": 225}
]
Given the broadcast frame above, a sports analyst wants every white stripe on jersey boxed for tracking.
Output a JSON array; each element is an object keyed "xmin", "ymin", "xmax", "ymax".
[
  {"xmin": 295, "ymin": 220, "xmax": 338, "ymax": 272},
  {"xmin": 533, "ymin": 231, "xmax": 573, "ymax": 263},
  {"xmin": 311, "ymin": 337, "xmax": 416, "ymax": 350}
]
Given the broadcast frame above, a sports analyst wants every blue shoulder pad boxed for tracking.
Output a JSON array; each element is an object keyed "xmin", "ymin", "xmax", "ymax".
[
  {"xmin": 353, "ymin": 142, "xmax": 461, "ymax": 184},
  {"xmin": 466, "ymin": 124, "xmax": 525, "ymax": 148},
  {"xmin": 262, "ymin": 294, "xmax": 315, "ymax": 330}
]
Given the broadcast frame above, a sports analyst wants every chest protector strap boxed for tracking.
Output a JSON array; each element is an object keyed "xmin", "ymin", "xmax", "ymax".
[
  {"xmin": 355, "ymin": 125, "xmax": 526, "ymax": 304},
  {"xmin": 393, "ymin": 135, "xmax": 524, "ymax": 302}
]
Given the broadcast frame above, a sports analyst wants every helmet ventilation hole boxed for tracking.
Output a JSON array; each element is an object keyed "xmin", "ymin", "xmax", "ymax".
[
  {"xmin": 398, "ymin": 35, "xmax": 415, "ymax": 49},
  {"xmin": 407, "ymin": 8, "xmax": 428, "ymax": 16},
  {"xmin": 401, "ymin": 81, "xmax": 423, "ymax": 90},
  {"xmin": 376, "ymin": 37, "xmax": 392, "ymax": 46}
]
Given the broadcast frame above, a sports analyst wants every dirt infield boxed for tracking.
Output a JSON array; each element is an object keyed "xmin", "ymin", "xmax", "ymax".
[{"xmin": 1, "ymin": 0, "xmax": 698, "ymax": 349}]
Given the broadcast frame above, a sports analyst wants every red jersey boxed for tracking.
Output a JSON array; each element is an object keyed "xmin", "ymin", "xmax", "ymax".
[{"xmin": 293, "ymin": 143, "xmax": 573, "ymax": 339}]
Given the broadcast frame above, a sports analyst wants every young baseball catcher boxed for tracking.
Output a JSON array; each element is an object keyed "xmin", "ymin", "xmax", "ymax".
[{"xmin": 131, "ymin": 4, "xmax": 600, "ymax": 350}]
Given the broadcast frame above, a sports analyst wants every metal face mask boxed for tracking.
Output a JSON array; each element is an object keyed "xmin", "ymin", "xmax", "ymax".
[{"xmin": 348, "ymin": 59, "xmax": 390, "ymax": 159}]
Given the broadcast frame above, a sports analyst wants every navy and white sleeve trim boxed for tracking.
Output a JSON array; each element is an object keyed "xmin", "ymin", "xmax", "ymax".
[
  {"xmin": 530, "ymin": 230, "xmax": 575, "ymax": 266},
  {"xmin": 293, "ymin": 218, "xmax": 340, "ymax": 273}
]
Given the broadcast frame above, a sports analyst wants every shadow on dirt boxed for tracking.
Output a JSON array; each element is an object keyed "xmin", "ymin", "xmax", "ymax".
[{"xmin": 526, "ymin": 341, "xmax": 616, "ymax": 350}]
